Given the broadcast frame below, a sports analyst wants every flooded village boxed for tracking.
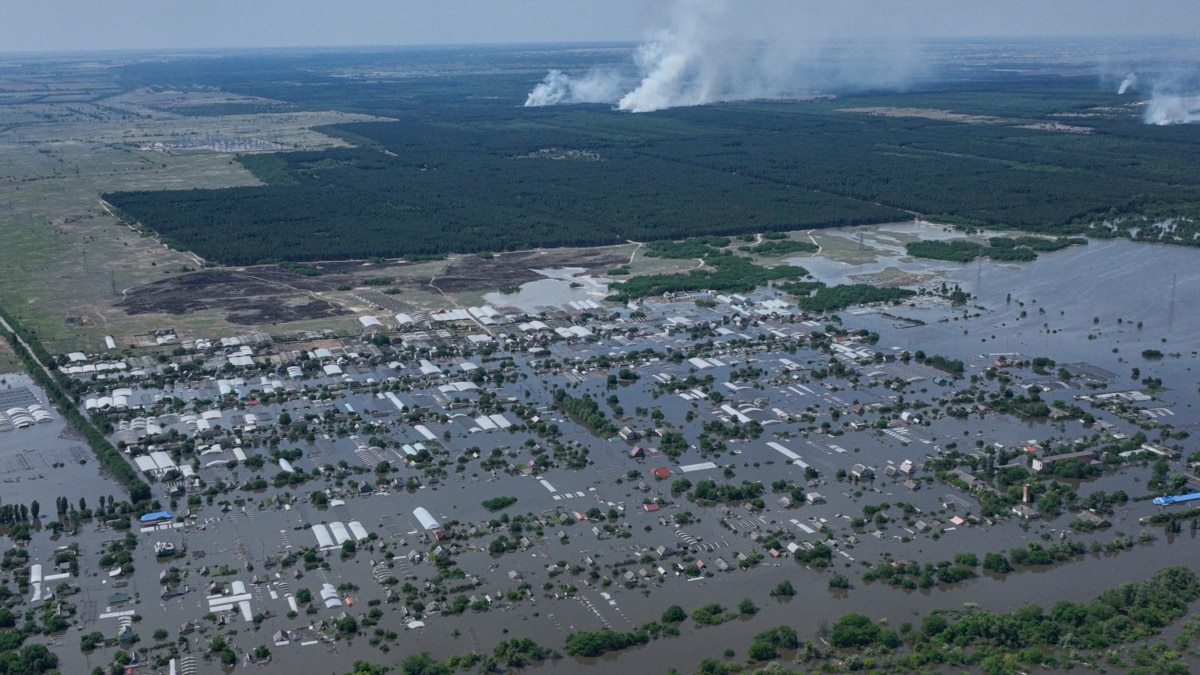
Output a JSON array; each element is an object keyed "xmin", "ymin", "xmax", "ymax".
[{"xmin": 3, "ymin": 227, "xmax": 1200, "ymax": 673}]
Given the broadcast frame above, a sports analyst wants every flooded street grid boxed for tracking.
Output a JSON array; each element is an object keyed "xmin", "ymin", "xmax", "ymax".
[{"xmin": 5, "ymin": 229, "xmax": 1200, "ymax": 673}]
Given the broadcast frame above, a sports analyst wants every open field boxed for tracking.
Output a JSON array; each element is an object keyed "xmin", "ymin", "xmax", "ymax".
[
  {"xmin": 116, "ymin": 268, "xmax": 350, "ymax": 326},
  {"xmin": 0, "ymin": 67, "xmax": 388, "ymax": 352},
  {"xmin": 115, "ymin": 246, "xmax": 639, "ymax": 330}
]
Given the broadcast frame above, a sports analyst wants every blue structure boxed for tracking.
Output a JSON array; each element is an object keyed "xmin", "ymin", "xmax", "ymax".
[
  {"xmin": 139, "ymin": 511, "xmax": 173, "ymax": 523},
  {"xmin": 1152, "ymin": 493, "xmax": 1200, "ymax": 506}
]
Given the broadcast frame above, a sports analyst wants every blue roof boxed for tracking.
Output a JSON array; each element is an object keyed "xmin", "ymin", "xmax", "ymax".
[
  {"xmin": 1152, "ymin": 493, "xmax": 1200, "ymax": 506},
  {"xmin": 139, "ymin": 511, "xmax": 173, "ymax": 522}
]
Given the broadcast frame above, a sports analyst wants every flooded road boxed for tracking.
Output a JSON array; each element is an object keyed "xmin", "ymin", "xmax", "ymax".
[{"xmin": 14, "ymin": 225, "xmax": 1200, "ymax": 674}]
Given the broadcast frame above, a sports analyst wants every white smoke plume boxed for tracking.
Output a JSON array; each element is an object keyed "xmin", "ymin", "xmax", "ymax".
[
  {"xmin": 524, "ymin": 0, "xmax": 924, "ymax": 113},
  {"xmin": 617, "ymin": 0, "xmax": 750, "ymax": 112},
  {"xmin": 524, "ymin": 69, "xmax": 624, "ymax": 107},
  {"xmin": 1117, "ymin": 72, "xmax": 1137, "ymax": 95},
  {"xmin": 1144, "ymin": 93, "xmax": 1200, "ymax": 125},
  {"xmin": 1139, "ymin": 71, "xmax": 1200, "ymax": 125}
]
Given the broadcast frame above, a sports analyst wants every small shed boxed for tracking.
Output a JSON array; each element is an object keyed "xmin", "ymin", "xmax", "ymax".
[{"xmin": 1075, "ymin": 510, "xmax": 1111, "ymax": 528}]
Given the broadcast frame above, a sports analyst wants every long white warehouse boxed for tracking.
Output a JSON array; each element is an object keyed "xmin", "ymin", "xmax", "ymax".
[
  {"xmin": 311, "ymin": 524, "xmax": 335, "ymax": 549},
  {"xmin": 767, "ymin": 441, "xmax": 810, "ymax": 469},
  {"xmin": 329, "ymin": 521, "xmax": 352, "ymax": 546},
  {"xmin": 413, "ymin": 507, "xmax": 439, "ymax": 531}
]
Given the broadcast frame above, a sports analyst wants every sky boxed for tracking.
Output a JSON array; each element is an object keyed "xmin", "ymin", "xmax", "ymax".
[{"xmin": 5, "ymin": 0, "xmax": 1200, "ymax": 53}]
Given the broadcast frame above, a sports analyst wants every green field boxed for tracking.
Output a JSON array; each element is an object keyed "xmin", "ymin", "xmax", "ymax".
[{"xmin": 0, "ymin": 58, "xmax": 383, "ymax": 351}]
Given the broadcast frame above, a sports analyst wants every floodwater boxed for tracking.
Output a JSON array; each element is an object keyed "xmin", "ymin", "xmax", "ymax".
[
  {"xmin": 805, "ymin": 227, "xmax": 1200, "ymax": 358},
  {"xmin": 483, "ymin": 267, "xmax": 613, "ymax": 313},
  {"xmin": 21, "ymin": 228, "xmax": 1200, "ymax": 674},
  {"xmin": 0, "ymin": 373, "xmax": 126, "ymax": 505},
  {"xmin": 822, "ymin": 234, "xmax": 1200, "ymax": 420}
]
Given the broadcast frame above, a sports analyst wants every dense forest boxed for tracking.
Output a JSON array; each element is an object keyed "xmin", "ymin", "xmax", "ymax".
[
  {"xmin": 103, "ymin": 121, "xmax": 901, "ymax": 264},
  {"xmin": 104, "ymin": 51, "xmax": 1200, "ymax": 264}
]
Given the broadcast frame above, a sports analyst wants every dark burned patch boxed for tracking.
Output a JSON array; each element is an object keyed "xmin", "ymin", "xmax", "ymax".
[
  {"xmin": 302, "ymin": 260, "xmax": 384, "ymax": 275},
  {"xmin": 428, "ymin": 248, "xmax": 630, "ymax": 293},
  {"xmin": 225, "ymin": 298, "xmax": 346, "ymax": 325},
  {"xmin": 119, "ymin": 269, "xmax": 348, "ymax": 325},
  {"xmin": 118, "ymin": 248, "xmax": 628, "ymax": 325}
]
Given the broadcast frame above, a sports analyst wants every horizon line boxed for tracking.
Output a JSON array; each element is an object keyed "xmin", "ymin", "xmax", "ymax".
[{"xmin": 2, "ymin": 33, "xmax": 1195, "ymax": 58}]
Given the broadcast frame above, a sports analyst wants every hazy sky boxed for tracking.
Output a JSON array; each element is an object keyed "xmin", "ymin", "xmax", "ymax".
[{"xmin": 6, "ymin": 0, "xmax": 1200, "ymax": 53}]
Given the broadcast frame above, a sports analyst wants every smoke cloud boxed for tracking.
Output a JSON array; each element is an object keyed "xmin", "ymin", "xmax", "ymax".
[
  {"xmin": 617, "ymin": 0, "xmax": 751, "ymax": 113},
  {"xmin": 1139, "ymin": 71, "xmax": 1200, "ymax": 125},
  {"xmin": 524, "ymin": 69, "xmax": 624, "ymax": 107},
  {"xmin": 524, "ymin": 0, "xmax": 924, "ymax": 113},
  {"xmin": 1117, "ymin": 72, "xmax": 1137, "ymax": 95},
  {"xmin": 1144, "ymin": 93, "xmax": 1200, "ymax": 125}
]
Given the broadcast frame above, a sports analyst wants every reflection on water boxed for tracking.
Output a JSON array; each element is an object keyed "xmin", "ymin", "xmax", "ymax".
[
  {"xmin": 483, "ymin": 268, "xmax": 613, "ymax": 313},
  {"xmin": 798, "ymin": 233, "xmax": 1200, "ymax": 412}
]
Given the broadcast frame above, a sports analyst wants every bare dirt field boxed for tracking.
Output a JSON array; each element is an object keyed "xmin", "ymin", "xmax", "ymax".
[
  {"xmin": 839, "ymin": 106, "xmax": 1004, "ymax": 123},
  {"xmin": 114, "ymin": 245, "xmax": 636, "ymax": 330},
  {"xmin": 428, "ymin": 247, "xmax": 634, "ymax": 293},
  {"xmin": 1016, "ymin": 121, "xmax": 1093, "ymax": 134},
  {"xmin": 117, "ymin": 268, "xmax": 349, "ymax": 325},
  {"xmin": 849, "ymin": 266, "xmax": 939, "ymax": 287},
  {"xmin": 840, "ymin": 107, "xmax": 1094, "ymax": 134}
]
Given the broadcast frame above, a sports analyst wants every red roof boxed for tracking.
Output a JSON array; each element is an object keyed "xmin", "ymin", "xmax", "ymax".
[
  {"xmin": 649, "ymin": 467, "xmax": 672, "ymax": 479},
  {"xmin": 643, "ymin": 503, "xmax": 660, "ymax": 512}
]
